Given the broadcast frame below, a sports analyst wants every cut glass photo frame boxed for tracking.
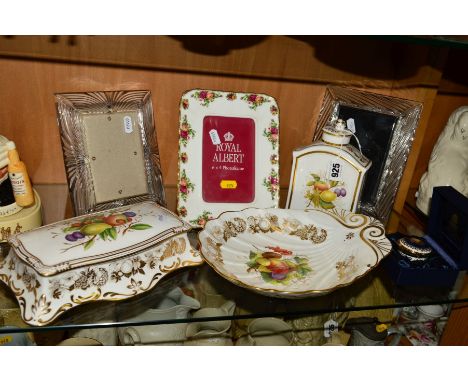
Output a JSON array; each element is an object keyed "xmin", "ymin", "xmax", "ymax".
[
  {"xmin": 313, "ymin": 86, "xmax": 422, "ymax": 223},
  {"xmin": 55, "ymin": 90, "xmax": 166, "ymax": 216}
]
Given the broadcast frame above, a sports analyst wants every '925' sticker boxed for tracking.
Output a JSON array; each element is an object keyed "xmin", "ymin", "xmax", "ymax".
[{"xmin": 326, "ymin": 160, "xmax": 343, "ymax": 181}]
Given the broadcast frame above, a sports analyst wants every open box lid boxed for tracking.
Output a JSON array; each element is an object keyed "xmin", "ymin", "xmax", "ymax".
[
  {"xmin": 426, "ymin": 186, "xmax": 468, "ymax": 270},
  {"xmin": 8, "ymin": 202, "xmax": 191, "ymax": 276}
]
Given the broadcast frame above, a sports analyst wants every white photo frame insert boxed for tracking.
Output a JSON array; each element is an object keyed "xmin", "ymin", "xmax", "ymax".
[{"xmin": 177, "ymin": 89, "xmax": 280, "ymax": 227}]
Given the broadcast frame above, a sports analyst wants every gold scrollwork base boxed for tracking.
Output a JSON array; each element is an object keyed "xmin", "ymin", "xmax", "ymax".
[{"xmin": 0, "ymin": 235, "xmax": 204, "ymax": 326}]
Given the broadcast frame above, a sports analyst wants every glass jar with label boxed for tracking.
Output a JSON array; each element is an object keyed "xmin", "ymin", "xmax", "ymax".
[{"xmin": 286, "ymin": 120, "xmax": 371, "ymax": 212}]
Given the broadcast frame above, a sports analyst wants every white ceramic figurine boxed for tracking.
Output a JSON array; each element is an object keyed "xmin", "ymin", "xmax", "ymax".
[{"xmin": 416, "ymin": 106, "xmax": 468, "ymax": 215}]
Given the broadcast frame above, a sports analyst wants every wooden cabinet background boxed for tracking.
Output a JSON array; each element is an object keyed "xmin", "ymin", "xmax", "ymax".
[{"xmin": 2, "ymin": 35, "xmax": 463, "ymax": 232}]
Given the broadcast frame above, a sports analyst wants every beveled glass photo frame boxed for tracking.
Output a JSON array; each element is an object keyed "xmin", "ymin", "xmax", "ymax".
[
  {"xmin": 55, "ymin": 90, "xmax": 166, "ymax": 216},
  {"xmin": 313, "ymin": 86, "xmax": 422, "ymax": 224}
]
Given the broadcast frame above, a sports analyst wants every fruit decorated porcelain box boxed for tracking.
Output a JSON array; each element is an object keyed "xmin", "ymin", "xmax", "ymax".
[
  {"xmin": 384, "ymin": 186, "xmax": 468, "ymax": 287},
  {"xmin": 0, "ymin": 202, "xmax": 203, "ymax": 326}
]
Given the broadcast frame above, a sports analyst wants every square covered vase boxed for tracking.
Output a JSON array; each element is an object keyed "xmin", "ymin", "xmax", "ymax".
[{"xmin": 0, "ymin": 202, "xmax": 202, "ymax": 326}]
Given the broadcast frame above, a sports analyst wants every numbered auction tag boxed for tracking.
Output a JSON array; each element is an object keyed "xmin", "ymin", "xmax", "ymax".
[
  {"xmin": 209, "ymin": 129, "xmax": 221, "ymax": 145},
  {"xmin": 123, "ymin": 116, "xmax": 133, "ymax": 133},
  {"xmin": 326, "ymin": 159, "xmax": 344, "ymax": 182},
  {"xmin": 346, "ymin": 118, "xmax": 356, "ymax": 133},
  {"xmin": 324, "ymin": 319, "xmax": 339, "ymax": 338}
]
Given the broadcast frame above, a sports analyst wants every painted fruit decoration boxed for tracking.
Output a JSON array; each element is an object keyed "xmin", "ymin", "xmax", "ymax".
[
  {"xmin": 61, "ymin": 211, "xmax": 152, "ymax": 251},
  {"xmin": 246, "ymin": 246, "xmax": 312, "ymax": 285},
  {"xmin": 304, "ymin": 173, "xmax": 346, "ymax": 210}
]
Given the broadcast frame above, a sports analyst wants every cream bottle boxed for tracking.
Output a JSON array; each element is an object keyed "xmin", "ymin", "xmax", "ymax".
[
  {"xmin": 286, "ymin": 119, "xmax": 371, "ymax": 212},
  {"xmin": 6, "ymin": 141, "xmax": 35, "ymax": 207}
]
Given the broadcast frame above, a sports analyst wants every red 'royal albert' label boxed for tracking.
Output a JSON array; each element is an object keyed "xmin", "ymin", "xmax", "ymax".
[{"xmin": 202, "ymin": 116, "xmax": 255, "ymax": 203}]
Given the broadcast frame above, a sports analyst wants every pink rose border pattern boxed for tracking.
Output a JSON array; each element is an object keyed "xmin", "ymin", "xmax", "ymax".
[{"xmin": 177, "ymin": 90, "xmax": 280, "ymax": 227}]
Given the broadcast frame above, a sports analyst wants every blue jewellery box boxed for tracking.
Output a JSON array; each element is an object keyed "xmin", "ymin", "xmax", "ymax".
[{"xmin": 384, "ymin": 186, "xmax": 468, "ymax": 287}]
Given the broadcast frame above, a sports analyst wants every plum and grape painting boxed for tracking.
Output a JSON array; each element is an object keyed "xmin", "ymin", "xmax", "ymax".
[
  {"xmin": 246, "ymin": 246, "xmax": 312, "ymax": 285},
  {"xmin": 304, "ymin": 173, "xmax": 347, "ymax": 210},
  {"xmin": 59, "ymin": 210, "xmax": 152, "ymax": 252}
]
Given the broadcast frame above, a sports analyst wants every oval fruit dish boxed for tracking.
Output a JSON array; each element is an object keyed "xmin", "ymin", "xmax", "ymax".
[{"xmin": 198, "ymin": 208, "xmax": 391, "ymax": 298}]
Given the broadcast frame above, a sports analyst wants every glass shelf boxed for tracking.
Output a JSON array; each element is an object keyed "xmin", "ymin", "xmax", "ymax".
[
  {"xmin": 1, "ymin": 187, "xmax": 465, "ymax": 345},
  {"xmin": 369, "ymin": 35, "xmax": 468, "ymax": 50},
  {"xmin": 1, "ymin": 260, "xmax": 466, "ymax": 344}
]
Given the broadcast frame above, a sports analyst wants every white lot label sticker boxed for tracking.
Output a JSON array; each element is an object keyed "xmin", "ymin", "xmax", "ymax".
[
  {"xmin": 324, "ymin": 319, "xmax": 339, "ymax": 338},
  {"xmin": 123, "ymin": 116, "xmax": 133, "ymax": 133},
  {"xmin": 209, "ymin": 129, "xmax": 221, "ymax": 145},
  {"xmin": 346, "ymin": 118, "xmax": 356, "ymax": 133}
]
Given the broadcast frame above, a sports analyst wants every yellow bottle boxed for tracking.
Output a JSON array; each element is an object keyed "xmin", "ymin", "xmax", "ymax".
[{"xmin": 6, "ymin": 141, "xmax": 35, "ymax": 207}]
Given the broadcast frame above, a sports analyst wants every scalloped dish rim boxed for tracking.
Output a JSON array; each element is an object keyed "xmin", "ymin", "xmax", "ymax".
[{"xmin": 198, "ymin": 207, "xmax": 392, "ymax": 298}]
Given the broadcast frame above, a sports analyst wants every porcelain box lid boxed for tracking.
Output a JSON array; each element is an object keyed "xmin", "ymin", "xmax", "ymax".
[
  {"xmin": 426, "ymin": 186, "xmax": 468, "ymax": 270},
  {"xmin": 8, "ymin": 202, "xmax": 191, "ymax": 276}
]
